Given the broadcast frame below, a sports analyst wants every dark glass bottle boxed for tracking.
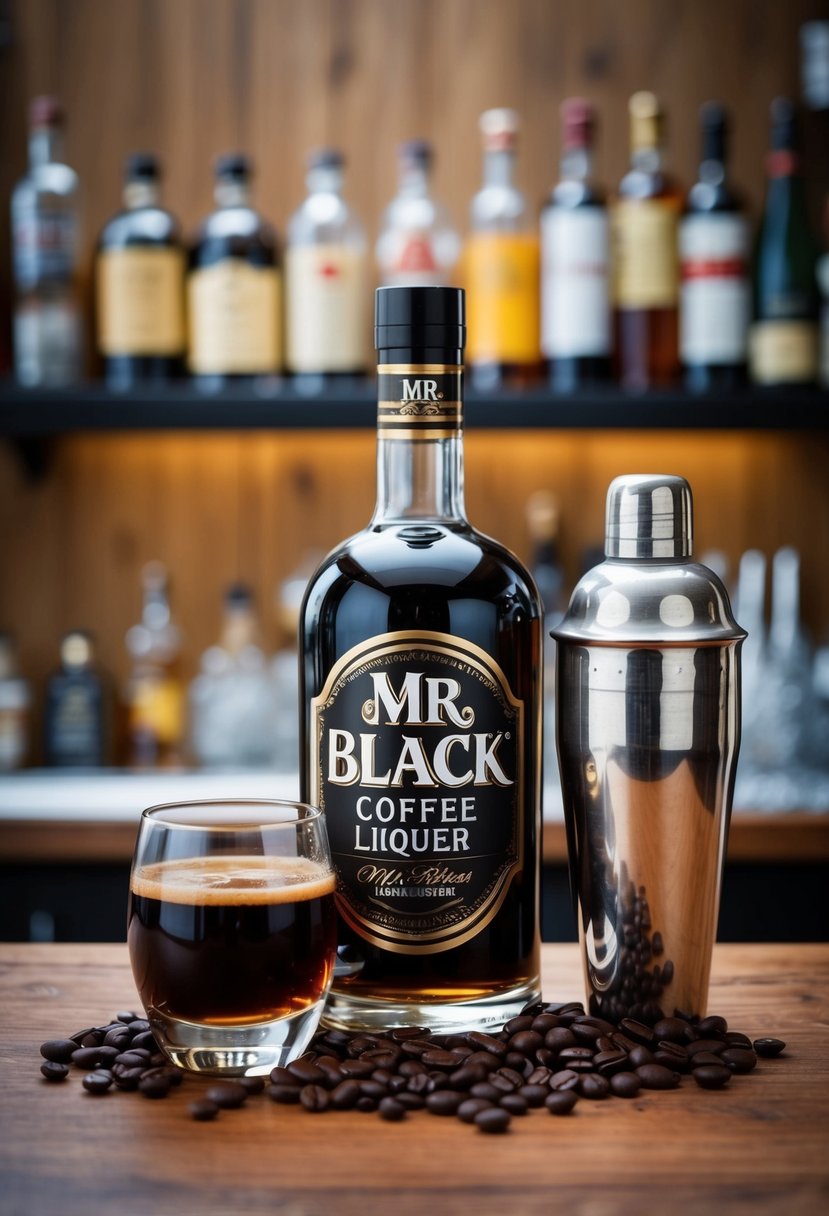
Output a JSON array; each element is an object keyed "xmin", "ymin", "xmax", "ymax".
[
  {"xmin": 750, "ymin": 99, "xmax": 820, "ymax": 386},
  {"xmin": 680, "ymin": 104, "xmax": 750, "ymax": 392},
  {"xmin": 44, "ymin": 632, "xmax": 108, "ymax": 767},
  {"xmin": 613, "ymin": 92, "xmax": 681, "ymax": 390},
  {"xmin": 188, "ymin": 155, "xmax": 281, "ymax": 388},
  {"xmin": 300, "ymin": 286, "xmax": 542, "ymax": 1032},
  {"xmin": 541, "ymin": 99, "xmax": 611, "ymax": 392},
  {"xmin": 96, "ymin": 154, "xmax": 185, "ymax": 389}
]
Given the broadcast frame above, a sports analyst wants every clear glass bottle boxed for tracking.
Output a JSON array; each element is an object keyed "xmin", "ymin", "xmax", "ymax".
[
  {"xmin": 285, "ymin": 149, "xmax": 368, "ymax": 387},
  {"xmin": 750, "ymin": 99, "xmax": 820, "ymax": 386},
  {"xmin": 0, "ymin": 633, "xmax": 30, "ymax": 772},
  {"xmin": 300, "ymin": 286, "xmax": 542, "ymax": 1031},
  {"xmin": 189, "ymin": 583, "xmax": 278, "ymax": 769},
  {"xmin": 681, "ymin": 103, "xmax": 750, "ymax": 391},
  {"xmin": 612, "ymin": 92, "xmax": 681, "ymax": 390},
  {"xmin": 96, "ymin": 153, "xmax": 186, "ymax": 389},
  {"xmin": 188, "ymin": 154, "xmax": 281, "ymax": 387},
  {"xmin": 124, "ymin": 562, "xmax": 185, "ymax": 768},
  {"xmin": 44, "ymin": 631, "xmax": 109, "ymax": 767},
  {"xmin": 375, "ymin": 140, "xmax": 460, "ymax": 288},
  {"xmin": 10, "ymin": 96, "xmax": 82, "ymax": 387},
  {"xmin": 541, "ymin": 99, "xmax": 611, "ymax": 391},
  {"xmin": 466, "ymin": 108, "xmax": 541, "ymax": 390}
]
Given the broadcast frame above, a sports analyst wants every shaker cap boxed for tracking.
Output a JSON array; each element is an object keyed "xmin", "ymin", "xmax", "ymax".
[{"xmin": 605, "ymin": 474, "xmax": 692, "ymax": 560}]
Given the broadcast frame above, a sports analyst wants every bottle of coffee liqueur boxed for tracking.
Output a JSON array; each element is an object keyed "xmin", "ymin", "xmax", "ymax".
[
  {"xmin": 680, "ymin": 104, "xmax": 750, "ymax": 391},
  {"xmin": 750, "ymin": 99, "xmax": 820, "ymax": 386},
  {"xmin": 11, "ymin": 96, "xmax": 82, "ymax": 387},
  {"xmin": 613, "ymin": 92, "xmax": 681, "ymax": 390},
  {"xmin": 96, "ymin": 154, "xmax": 186, "ymax": 389},
  {"xmin": 466, "ymin": 109, "xmax": 541, "ymax": 389},
  {"xmin": 286, "ymin": 149, "xmax": 368, "ymax": 387},
  {"xmin": 300, "ymin": 286, "xmax": 542, "ymax": 1031},
  {"xmin": 376, "ymin": 140, "xmax": 461, "ymax": 288},
  {"xmin": 188, "ymin": 155, "xmax": 281, "ymax": 386},
  {"xmin": 541, "ymin": 99, "xmax": 611, "ymax": 392},
  {"xmin": 44, "ymin": 632, "xmax": 108, "ymax": 767}
]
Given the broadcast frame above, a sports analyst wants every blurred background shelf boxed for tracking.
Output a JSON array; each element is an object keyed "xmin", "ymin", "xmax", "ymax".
[{"xmin": 1, "ymin": 382, "xmax": 828, "ymax": 435}]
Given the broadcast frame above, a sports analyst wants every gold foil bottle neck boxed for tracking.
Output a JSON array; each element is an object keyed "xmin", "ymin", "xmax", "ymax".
[{"xmin": 629, "ymin": 91, "xmax": 663, "ymax": 152}]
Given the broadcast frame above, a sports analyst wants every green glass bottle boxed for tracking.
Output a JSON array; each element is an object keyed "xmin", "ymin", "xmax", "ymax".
[{"xmin": 750, "ymin": 98, "xmax": 820, "ymax": 386}]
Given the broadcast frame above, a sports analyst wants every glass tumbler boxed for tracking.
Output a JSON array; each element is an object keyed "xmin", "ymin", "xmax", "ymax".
[{"xmin": 128, "ymin": 799, "xmax": 336, "ymax": 1075}]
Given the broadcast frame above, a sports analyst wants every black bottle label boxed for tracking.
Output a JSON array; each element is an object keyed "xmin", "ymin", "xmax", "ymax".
[
  {"xmin": 311, "ymin": 630, "xmax": 523, "ymax": 955},
  {"xmin": 377, "ymin": 366, "xmax": 463, "ymax": 441}
]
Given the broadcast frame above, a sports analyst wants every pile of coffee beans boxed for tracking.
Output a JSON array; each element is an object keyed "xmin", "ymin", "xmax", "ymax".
[{"xmin": 38, "ymin": 1001, "xmax": 786, "ymax": 1135}]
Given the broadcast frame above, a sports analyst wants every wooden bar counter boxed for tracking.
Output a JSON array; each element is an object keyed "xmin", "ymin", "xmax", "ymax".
[{"xmin": 1, "ymin": 943, "xmax": 826, "ymax": 1215}]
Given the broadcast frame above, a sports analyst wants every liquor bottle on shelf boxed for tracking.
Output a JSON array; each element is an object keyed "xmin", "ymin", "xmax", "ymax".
[
  {"xmin": 285, "ymin": 149, "xmax": 368, "ymax": 389},
  {"xmin": 189, "ymin": 584, "xmax": 277, "ymax": 769},
  {"xmin": 541, "ymin": 99, "xmax": 611, "ymax": 392},
  {"xmin": 188, "ymin": 155, "xmax": 281, "ymax": 388},
  {"xmin": 680, "ymin": 103, "xmax": 750, "ymax": 392},
  {"xmin": 612, "ymin": 92, "xmax": 681, "ymax": 390},
  {"xmin": 0, "ymin": 633, "xmax": 30, "ymax": 771},
  {"xmin": 819, "ymin": 201, "xmax": 829, "ymax": 387},
  {"xmin": 96, "ymin": 154, "xmax": 186, "ymax": 390},
  {"xmin": 44, "ymin": 631, "xmax": 109, "ymax": 767},
  {"xmin": 300, "ymin": 286, "xmax": 542, "ymax": 1032},
  {"xmin": 124, "ymin": 562, "xmax": 185, "ymax": 768},
  {"xmin": 375, "ymin": 140, "xmax": 460, "ymax": 288},
  {"xmin": 750, "ymin": 99, "xmax": 820, "ymax": 387},
  {"xmin": 466, "ymin": 109, "xmax": 541, "ymax": 390},
  {"xmin": 10, "ymin": 96, "xmax": 82, "ymax": 387}
]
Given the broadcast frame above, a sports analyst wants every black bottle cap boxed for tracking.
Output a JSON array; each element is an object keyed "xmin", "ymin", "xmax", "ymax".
[
  {"xmin": 374, "ymin": 286, "xmax": 465, "ymax": 357},
  {"xmin": 215, "ymin": 153, "xmax": 252, "ymax": 182},
  {"xmin": 125, "ymin": 153, "xmax": 160, "ymax": 183},
  {"xmin": 699, "ymin": 102, "xmax": 727, "ymax": 164},
  {"xmin": 308, "ymin": 148, "xmax": 344, "ymax": 171},
  {"xmin": 398, "ymin": 139, "xmax": 433, "ymax": 168},
  {"xmin": 225, "ymin": 582, "xmax": 253, "ymax": 607},
  {"xmin": 769, "ymin": 97, "xmax": 798, "ymax": 150}
]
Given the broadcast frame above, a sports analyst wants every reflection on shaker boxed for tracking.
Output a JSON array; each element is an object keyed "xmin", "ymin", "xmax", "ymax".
[{"xmin": 554, "ymin": 474, "xmax": 744, "ymax": 1023}]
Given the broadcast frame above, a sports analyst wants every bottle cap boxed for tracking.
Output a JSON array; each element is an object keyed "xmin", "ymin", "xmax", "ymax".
[
  {"xmin": 629, "ymin": 91, "xmax": 664, "ymax": 151},
  {"xmin": 480, "ymin": 108, "xmax": 519, "ymax": 151},
  {"xmin": 699, "ymin": 102, "xmax": 727, "ymax": 164},
  {"xmin": 30, "ymin": 96, "xmax": 64, "ymax": 129},
  {"xmin": 215, "ymin": 153, "xmax": 252, "ymax": 182},
  {"xmin": 308, "ymin": 148, "xmax": 344, "ymax": 171},
  {"xmin": 125, "ymin": 153, "xmax": 160, "ymax": 183},
  {"xmin": 375, "ymin": 286, "xmax": 465, "ymax": 355},
  {"xmin": 561, "ymin": 98, "xmax": 595, "ymax": 149},
  {"xmin": 605, "ymin": 474, "xmax": 692, "ymax": 560},
  {"xmin": 398, "ymin": 139, "xmax": 433, "ymax": 169},
  {"xmin": 225, "ymin": 582, "xmax": 253, "ymax": 608},
  {"xmin": 60, "ymin": 631, "xmax": 93, "ymax": 669}
]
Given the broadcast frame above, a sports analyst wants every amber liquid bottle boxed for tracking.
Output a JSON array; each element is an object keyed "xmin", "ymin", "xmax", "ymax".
[
  {"xmin": 613, "ymin": 92, "xmax": 681, "ymax": 389},
  {"xmin": 300, "ymin": 286, "xmax": 542, "ymax": 1032}
]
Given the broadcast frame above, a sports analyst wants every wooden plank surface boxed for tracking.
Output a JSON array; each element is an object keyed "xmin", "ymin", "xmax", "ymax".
[{"xmin": 0, "ymin": 943, "xmax": 826, "ymax": 1216}]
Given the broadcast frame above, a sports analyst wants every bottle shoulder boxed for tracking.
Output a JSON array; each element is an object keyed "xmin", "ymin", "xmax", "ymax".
[
  {"xmin": 617, "ymin": 168, "xmax": 680, "ymax": 205},
  {"xmin": 191, "ymin": 206, "xmax": 279, "ymax": 267},
  {"xmin": 685, "ymin": 180, "xmax": 743, "ymax": 215},
  {"xmin": 470, "ymin": 184, "xmax": 528, "ymax": 231},
  {"xmin": 287, "ymin": 194, "xmax": 365, "ymax": 246},
  {"xmin": 547, "ymin": 181, "xmax": 606, "ymax": 210},
  {"xmin": 99, "ymin": 207, "xmax": 181, "ymax": 249}
]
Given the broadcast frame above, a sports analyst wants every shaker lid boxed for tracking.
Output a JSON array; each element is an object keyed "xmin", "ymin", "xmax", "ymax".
[{"xmin": 605, "ymin": 474, "xmax": 692, "ymax": 559}]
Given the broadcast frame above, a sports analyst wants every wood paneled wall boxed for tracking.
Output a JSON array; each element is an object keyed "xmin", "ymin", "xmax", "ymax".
[{"xmin": 1, "ymin": 0, "xmax": 828, "ymax": 752}]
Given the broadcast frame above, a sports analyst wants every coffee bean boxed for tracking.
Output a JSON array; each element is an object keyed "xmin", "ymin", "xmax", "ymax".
[
  {"xmin": 469, "ymin": 1082, "xmax": 501, "ymax": 1102},
  {"xmin": 626, "ymin": 1045, "xmax": 655, "ymax": 1069},
  {"xmin": 189, "ymin": 1098, "xmax": 219, "ymax": 1121},
  {"xmin": 420, "ymin": 1050, "xmax": 459, "ymax": 1069},
  {"xmin": 103, "ymin": 1028, "xmax": 131, "ymax": 1049},
  {"xmin": 531, "ymin": 1014, "xmax": 560, "ymax": 1033},
  {"xmin": 557, "ymin": 1046, "xmax": 595, "ymax": 1063},
  {"xmin": 754, "ymin": 1038, "xmax": 786, "ymax": 1058},
  {"xmin": 399, "ymin": 1039, "xmax": 431, "ymax": 1057},
  {"xmin": 69, "ymin": 1027, "xmax": 96, "ymax": 1045},
  {"xmin": 504, "ymin": 1016, "xmax": 534, "ymax": 1035},
  {"xmin": 496, "ymin": 1066, "xmax": 525, "ymax": 1088},
  {"xmin": 288, "ymin": 1058, "xmax": 325, "ymax": 1085},
  {"xmin": 128, "ymin": 1019, "xmax": 151, "ymax": 1035},
  {"xmin": 114, "ymin": 1051, "xmax": 147, "ymax": 1069},
  {"xmin": 300, "ymin": 1084, "xmax": 330, "ymax": 1112},
  {"xmin": 130, "ymin": 1032, "xmax": 157, "ymax": 1051},
  {"xmin": 426, "ymin": 1090, "xmax": 463, "ymax": 1115},
  {"xmin": 378, "ymin": 1096, "xmax": 406, "ymax": 1121},
  {"xmin": 71, "ymin": 1047, "xmax": 105, "ymax": 1069},
  {"xmin": 116, "ymin": 1011, "xmax": 140, "ymax": 1024},
  {"xmin": 690, "ymin": 1052, "xmax": 725, "ymax": 1069},
  {"xmin": 40, "ymin": 1040, "xmax": 77, "ymax": 1064},
  {"xmin": 489, "ymin": 1072, "xmax": 516, "ymax": 1093},
  {"xmin": 725, "ymin": 1032, "xmax": 752, "ymax": 1049},
  {"xmin": 549, "ymin": 1069, "xmax": 580, "ymax": 1091},
  {"xmin": 390, "ymin": 1027, "xmax": 428, "ymax": 1041},
  {"xmin": 570, "ymin": 1023, "xmax": 603, "ymax": 1045},
  {"xmin": 269, "ymin": 1066, "xmax": 299, "ymax": 1086},
  {"xmin": 609, "ymin": 1072, "xmax": 641, "ymax": 1098},
  {"xmin": 464, "ymin": 1051, "xmax": 499, "ymax": 1072},
  {"xmin": 619, "ymin": 1019, "xmax": 656, "ymax": 1047},
  {"xmin": 340, "ymin": 1059, "xmax": 375, "ymax": 1079},
  {"xmin": 527, "ymin": 1066, "xmax": 552, "ymax": 1086},
  {"xmin": 497, "ymin": 1092, "xmax": 526, "ymax": 1115},
  {"xmin": 355, "ymin": 1097, "xmax": 377, "ymax": 1112},
  {"xmin": 142, "ymin": 1066, "xmax": 182, "ymax": 1087},
  {"xmin": 396, "ymin": 1093, "xmax": 425, "ymax": 1111},
  {"xmin": 329, "ymin": 1080, "xmax": 360, "ymax": 1110},
  {"xmin": 517, "ymin": 1084, "xmax": 549, "ymax": 1108},
  {"xmin": 448, "ymin": 1064, "xmax": 485, "ymax": 1089},
  {"xmin": 268, "ymin": 1084, "xmax": 301, "ymax": 1104},
  {"xmin": 466, "ymin": 1032, "xmax": 507, "ymax": 1058},
  {"xmin": 139, "ymin": 1075, "xmax": 171, "ymax": 1099},
  {"xmin": 359, "ymin": 1081, "xmax": 388, "ymax": 1100},
  {"xmin": 113, "ymin": 1066, "xmax": 145, "ymax": 1091},
  {"xmin": 594, "ymin": 1051, "xmax": 629, "ymax": 1077},
  {"xmin": 40, "ymin": 1061, "xmax": 69, "ymax": 1082},
  {"xmin": 687, "ymin": 1039, "xmax": 726, "ymax": 1058},
  {"xmin": 544, "ymin": 1027, "xmax": 576, "ymax": 1052},
  {"xmin": 653, "ymin": 1018, "xmax": 688, "ymax": 1043},
  {"xmin": 80, "ymin": 1033, "xmax": 101, "ymax": 1048},
  {"xmin": 578, "ymin": 1074, "xmax": 610, "ymax": 1099},
  {"xmin": 457, "ymin": 1097, "xmax": 493, "ymax": 1123},
  {"xmin": 82, "ymin": 1071, "xmax": 113, "ymax": 1094},
  {"xmin": 654, "ymin": 1044, "xmax": 690, "ymax": 1073},
  {"xmin": 720, "ymin": 1048, "xmax": 757, "ymax": 1074},
  {"xmin": 205, "ymin": 1082, "xmax": 247, "ymax": 1109},
  {"xmin": 474, "ymin": 1107, "xmax": 511, "ymax": 1134},
  {"xmin": 504, "ymin": 1052, "xmax": 533, "ymax": 1074},
  {"xmin": 238, "ymin": 1076, "xmax": 266, "ymax": 1095},
  {"xmin": 509, "ymin": 1031, "xmax": 543, "ymax": 1055},
  {"xmin": 398, "ymin": 1059, "xmax": 426, "ymax": 1077},
  {"xmin": 693, "ymin": 1065, "xmax": 732, "ymax": 1090},
  {"xmin": 636, "ymin": 1064, "xmax": 680, "ymax": 1090},
  {"xmin": 698, "ymin": 1015, "xmax": 728, "ymax": 1039},
  {"xmin": 545, "ymin": 1090, "xmax": 578, "ymax": 1115}
]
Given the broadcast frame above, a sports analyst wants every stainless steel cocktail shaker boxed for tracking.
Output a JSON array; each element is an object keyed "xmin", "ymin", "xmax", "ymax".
[{"xmin": 554, "ymin": 475, "xmax": 745, "ymax": 1022}]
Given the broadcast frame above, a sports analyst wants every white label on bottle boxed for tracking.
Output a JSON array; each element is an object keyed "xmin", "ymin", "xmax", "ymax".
[
  {"xmin": 679, "ymin": 214, "xmax": 750, "ymax": 364},
  {"xmin": 541, "ymin": 207, "xmax": 610, "ymax": 358},
  {"xmin": 286, "ymin": 244, "xmax": 368, "ymax": 372}
]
